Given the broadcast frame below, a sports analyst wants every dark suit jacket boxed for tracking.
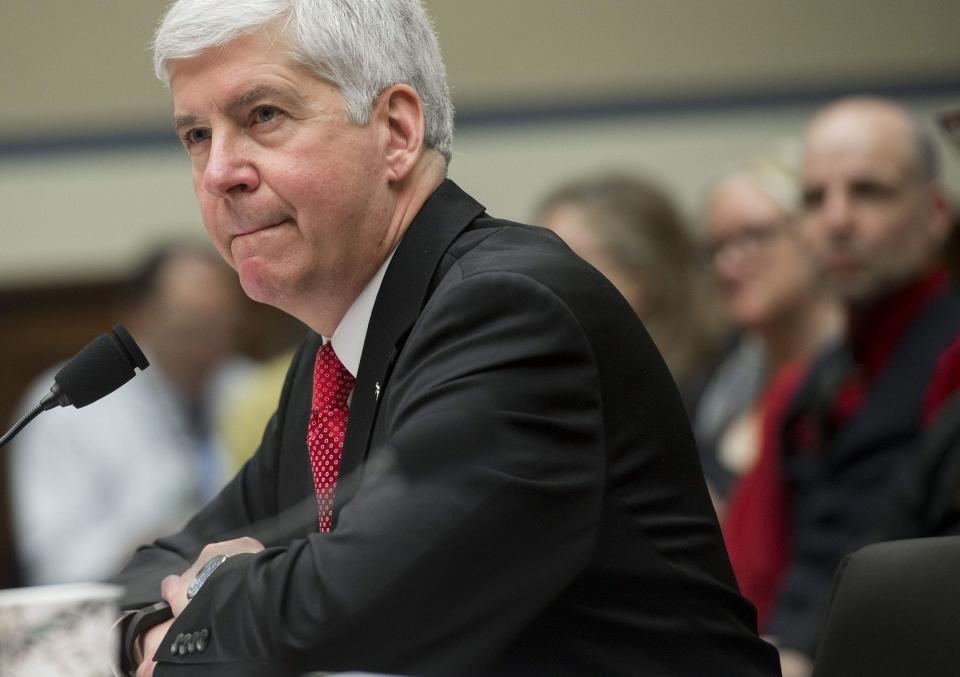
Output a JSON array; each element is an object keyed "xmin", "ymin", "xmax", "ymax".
[
  {"xmin": 771, "ymin": 286, "xmax": 960, "ymax": 655},
  {"xmin": 114, "ymin": 180, "xmax": 780, "ymax": 676}
]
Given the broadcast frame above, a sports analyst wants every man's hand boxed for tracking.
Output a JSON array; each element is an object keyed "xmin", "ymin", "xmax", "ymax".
[
  {"xmin": 136, "ymin": 617, "xmax": 174, "ymax": 677},
  {"xmin": 136, "ymin": 537, "xmax": 265, "ymax": 676}
]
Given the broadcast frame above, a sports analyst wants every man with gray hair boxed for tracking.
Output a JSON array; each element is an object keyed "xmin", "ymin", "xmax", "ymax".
[
  {"xmin": 737, "ymin": 97, "xmax": 960, "ymax": 676},
  {"xmin": 114, "ymin": 1, "xmax": 781, "ymax": 675}
]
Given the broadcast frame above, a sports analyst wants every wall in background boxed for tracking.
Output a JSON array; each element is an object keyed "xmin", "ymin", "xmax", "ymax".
[
  {"xmin": 4, "ymin": 1, "xmax": 959, "ymax": 134},
  {"xmin": 2, "ymin": 0, "xmax": 959, "ymax": 285}
]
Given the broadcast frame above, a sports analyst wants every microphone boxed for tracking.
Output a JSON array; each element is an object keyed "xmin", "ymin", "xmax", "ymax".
[{"xmin": 0, "ymin": 324, "xmax": 149, "ymax": 448}]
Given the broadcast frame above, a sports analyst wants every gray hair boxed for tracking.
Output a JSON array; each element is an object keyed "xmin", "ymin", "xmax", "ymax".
[{"xmin": 153, "ymin": 0, "xmax": 454, "ymax": 161}]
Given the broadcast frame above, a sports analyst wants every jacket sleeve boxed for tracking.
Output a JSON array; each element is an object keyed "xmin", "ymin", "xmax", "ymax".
[{"xmin": 154, "ymin": 269, "xmax": 607, "ymax": 675}]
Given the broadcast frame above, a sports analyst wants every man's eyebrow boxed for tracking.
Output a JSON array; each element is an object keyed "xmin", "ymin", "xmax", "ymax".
[
  {"xmin": 174, "ymin": 84, "xmax": 304, "ymax": 134},
  {"xmin": 174, "ymin": 113, "xmax": 202, "ymax": 135},
  {"xmin": 226, "ymin": 84, "xmax": 303, "ymax": 114}
]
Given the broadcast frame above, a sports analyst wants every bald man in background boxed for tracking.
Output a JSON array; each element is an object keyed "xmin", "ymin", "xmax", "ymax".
[
  {"xmin": 727, "ymin": 97, "xmax": 960, "ymax": 676},
  {"xmin": 10, "ymin": 243, "xmax": 253, "ymax": 585}
]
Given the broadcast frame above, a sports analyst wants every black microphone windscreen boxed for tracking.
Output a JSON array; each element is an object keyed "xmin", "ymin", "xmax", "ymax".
[
  {"xmin": 52, "ymin": 326, "xmax": 149, "ymax": 408},
  {"xmin": 112, "ymin": 324, "xmax": 150, "ymax": 370}
]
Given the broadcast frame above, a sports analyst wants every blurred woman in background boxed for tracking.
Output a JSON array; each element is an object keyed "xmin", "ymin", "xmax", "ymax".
[
  {"xmin": 536, "ymin": 173, "xmax": 727, "ymax": 406},
  {"xmin": 695, "ymin": 146, "xmax": 844, "ymax": 643},
  {"xmin": 694, "ymin": 145, "xmax": 843, "ymax": 517}
]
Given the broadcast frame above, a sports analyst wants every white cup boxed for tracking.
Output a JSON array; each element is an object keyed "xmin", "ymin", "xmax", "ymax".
[{"xmin": 0, "ymin": 582, "xmax": 123, "ymax": 676}]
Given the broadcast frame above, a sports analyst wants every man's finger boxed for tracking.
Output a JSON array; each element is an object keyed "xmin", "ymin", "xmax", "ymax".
[{"xmin": 161, "ymin": 574, "xmax": 181, "ymax": 603}]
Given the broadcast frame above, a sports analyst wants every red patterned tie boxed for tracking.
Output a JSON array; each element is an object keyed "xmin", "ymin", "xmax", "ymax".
[{"xmin": 307, "ymin": 342, "xmax": 355, "ymax": 532}]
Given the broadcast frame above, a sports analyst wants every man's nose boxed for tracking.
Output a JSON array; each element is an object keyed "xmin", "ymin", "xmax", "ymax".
[
  {"xmin": 713, "ymin": 243, "xmax": 747, "ymax": 277},
  {"xmin": 202, "ymin": 134, "xmax": 260, "ymax": 198},
  {"xmin": 820, "ymin": 190, "xmax": 855, "ymax": 239}
]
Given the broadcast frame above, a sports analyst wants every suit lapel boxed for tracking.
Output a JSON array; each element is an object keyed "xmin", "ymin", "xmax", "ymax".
[
  {"xmin": 332, "ymin": 180, "xmax": 486, "ymax": 522},
  {"xmin": 280, "ymin": 332, "xmax": 324, "ymax": 510}
]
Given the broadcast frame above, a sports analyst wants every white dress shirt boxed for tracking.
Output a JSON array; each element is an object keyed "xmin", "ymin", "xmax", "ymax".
[{"xmin": 328, "ymin": 248, "xmax": 396, "ymax": 379}]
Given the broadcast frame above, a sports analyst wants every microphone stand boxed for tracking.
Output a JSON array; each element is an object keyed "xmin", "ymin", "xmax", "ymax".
[{"xmin": 0, "ymin": 391, "xmax": 60, "ymax": 448}]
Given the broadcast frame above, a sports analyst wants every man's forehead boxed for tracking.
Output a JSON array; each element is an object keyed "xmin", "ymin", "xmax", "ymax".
[
  {"xmin": 803, "ymin": 105, "xmax": 915, "ymax": 172},
  {"xmin": 804, "ymin": 125, "xmax": 915, "ymax": 180},
  {"xmin": 170, "ymin": 56, "xmax": 321, "ymax": 126}
]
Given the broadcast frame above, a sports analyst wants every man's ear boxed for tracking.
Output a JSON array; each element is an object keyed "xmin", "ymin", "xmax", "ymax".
[
  {"xmin": 373, "ymin": 83, "xmax": 426, "ymax": 183},
  {"xmin": 927, "ymin": 184, "xmax": 953, "ymax": 245}
]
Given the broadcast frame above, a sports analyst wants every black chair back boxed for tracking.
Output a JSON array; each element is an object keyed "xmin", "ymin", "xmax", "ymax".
[{"xmin": 813, "ymin": 536, "xmax": 960, "ymax": 677}]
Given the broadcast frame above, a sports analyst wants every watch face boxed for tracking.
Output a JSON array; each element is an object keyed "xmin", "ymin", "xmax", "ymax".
[{"xmin": 187, "ymin": 554, "xmax": 229, "ymax": 599}]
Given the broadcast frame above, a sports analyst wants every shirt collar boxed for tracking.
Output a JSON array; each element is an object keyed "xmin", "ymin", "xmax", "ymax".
[{"xmin": 327, "ymin": 247, "xmax": 397, "ymax": 378}]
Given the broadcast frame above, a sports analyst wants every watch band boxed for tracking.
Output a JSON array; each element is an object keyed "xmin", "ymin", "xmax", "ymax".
[{"xmin": 120, "ymin": 601, "xmax": 173, "ymax": 675}]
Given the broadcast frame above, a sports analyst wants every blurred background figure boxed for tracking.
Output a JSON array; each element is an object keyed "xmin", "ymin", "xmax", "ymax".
[
  {"xmin": 218, "ymin": 346, "xmax": 301, "ymax": 475},
  {"xmin": 939, "ymin": 105, "xmax": 960, "ymax": 284},
  {"xmin": 725, "ymin": 98, "xmax": 958, "ymax": 677},
  {"xmin": 695, "ymin": 145, "xmax": 844, "ymax": 518},
  {"xmin": 696, "ymin": 147, "xmax": 844, "ymax": 677},
  {"xmin": 8, "ymin": 241, "xmax": 254, "ymax": 585},
  {"xmin": 878, "ymin": 103, "xmax": 960, "ymax": 543},
  {"xmin": 536, "ymin": 173, "xmax": 727, "ymax": 406},
  {"xmin": 940, "ymin": 104, "xmax": 960, "ymax": 154}
]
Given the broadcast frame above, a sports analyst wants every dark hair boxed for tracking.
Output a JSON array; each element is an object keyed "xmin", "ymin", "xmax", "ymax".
[
  {"xmin": 126, "ymin": 241, "xmax": 227, "ymax": 306},
  {"xmin": 909, "ymin": 115, "xmax": 941, "ymax": 182}
]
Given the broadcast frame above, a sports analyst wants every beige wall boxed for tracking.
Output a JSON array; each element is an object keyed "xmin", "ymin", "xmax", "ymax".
[{"xmin": 2, "ymin": 1, "xmax": 959, "ymax": 284}]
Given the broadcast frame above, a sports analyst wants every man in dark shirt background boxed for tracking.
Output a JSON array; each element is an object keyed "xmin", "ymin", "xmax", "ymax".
[{"xmin": 729, "ymin": 96, "xmax": 959, "ymax": 677}]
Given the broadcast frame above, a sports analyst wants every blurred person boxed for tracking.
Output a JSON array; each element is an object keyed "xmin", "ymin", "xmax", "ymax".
[
  {"xmin": 733, "ymin": 97, "xmax": 959, "ymax": 677},
  {"xmin": 875, "ymin": 104, "xmax": 960, "ymax": 543},
  {"xmin": 537, "ymin": 174, "xmax": 727, "ymax": 404},
  {"xmin": 698, "ymin": 148, "xmax": 843, "ymax": 663},
  {"xmin": 939, "ymin": 104, "xmax": 960, "ymax": 154},
  {"xmin": 9, "ymin": 242, "xmax": 253, "ymax": 585},
  {"xmin": 937, "ymin": 105, "xmax": 960, "ymax": 282},
  {"xmin": 111, "ymin": 1, "xmax": 781, "ymax": 674},
  {"xmin": 218, "ymin": 349, "xmax": 296, "ymax": 473},
  {"xmin": 696, "ymin": 147, "xmax": 843, "ymax": 516},
  {"xmin": 218, "ymin": 310, "xmax": 305, "ymax": 473}
]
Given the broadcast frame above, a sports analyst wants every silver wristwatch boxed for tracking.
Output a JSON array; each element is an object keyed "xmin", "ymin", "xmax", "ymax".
[{"xmin": 186, "ymin": 554, "xmax": 229, "ymax": 600}]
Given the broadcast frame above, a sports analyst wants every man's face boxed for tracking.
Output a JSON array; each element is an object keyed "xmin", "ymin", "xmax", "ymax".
[
  {"xmin": 168, "ymin": 32, "xmax": 393, "ymax": 331},
  {"xmin": 142, "ymin": 255, "xmax": 242, "ymax": 400},
  {"xmin": 799, "ymin": 104, "xmax": 947, "ymax": 307}
]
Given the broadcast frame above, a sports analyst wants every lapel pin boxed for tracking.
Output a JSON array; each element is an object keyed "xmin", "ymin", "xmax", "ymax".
[{"xmin": 374, "ymin": 382, "xmax": 381, "ymax": 401}]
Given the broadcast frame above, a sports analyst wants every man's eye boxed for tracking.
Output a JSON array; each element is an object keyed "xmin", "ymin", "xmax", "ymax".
[
  {"xmin": 851, "ymin": 180, "xmax": 895, "ymax": 201},
  {"xmin": 182, "ymin": 128, "xmax": 211, "ymax": 146},
  {"xmin": 801, "ymin": 187, "xmax": 824, "ymax": 210},
  {"xmin": 253, "ymin": 106, "xmax": 281, "ymax": 124}
]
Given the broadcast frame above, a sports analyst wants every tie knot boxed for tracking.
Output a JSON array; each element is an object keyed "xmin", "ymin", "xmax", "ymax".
[{"xmin": 312, "ymin": 342, "xmax": 355, "ymax": 411}]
